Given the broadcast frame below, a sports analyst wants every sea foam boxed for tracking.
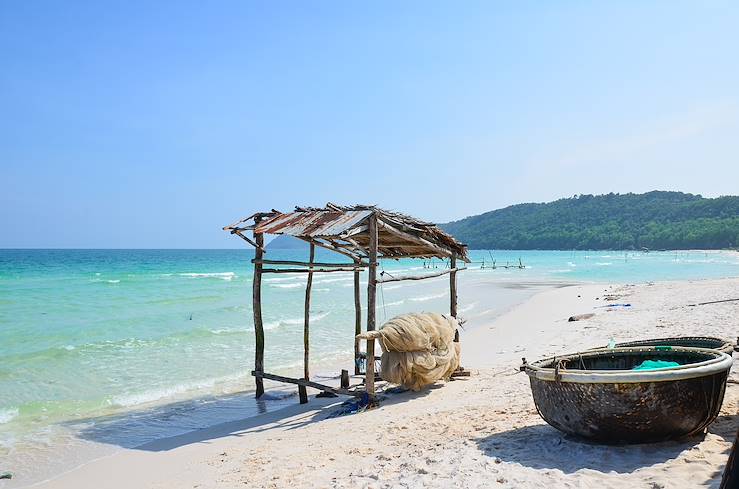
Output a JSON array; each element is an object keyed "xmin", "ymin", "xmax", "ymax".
[
  {"xmin": 0, "ymin": 408, "xmax": 19, "ymax": 424},
  {"xmin": 263, "ymin": 311, "xmax": 330, "ymax": 330},
  {"xmin": 179, "ymin": 272, "xmax": 236, "ymax": 281},
  {"xmin": 269, "ymin": 282, "xmax": 303, "ymax": 289},
  {"xmin": 109, "ymin": 375, "xmax": 239, "ymax": 408},
  {"xmin": 409, "ymin": 291, "xmax": 448, "ymax": 302}
]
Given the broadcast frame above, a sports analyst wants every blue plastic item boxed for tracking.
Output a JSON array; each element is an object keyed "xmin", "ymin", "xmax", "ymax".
[{"xmin": 632, "ymin": 359, "xmax": 680, "ymax": 371}]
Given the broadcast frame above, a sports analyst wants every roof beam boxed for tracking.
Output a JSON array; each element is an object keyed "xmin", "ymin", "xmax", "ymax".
[
  {"xmin": 233, "ymin": 230, "xmax": 265, "ymax": 252},
  {"xmin": 376, "ymin": 218, "xmax": 453, "ymax": 259},
  {"xmin": 296, "ymin": 236, "xmax": 364, "ymax": 261}
]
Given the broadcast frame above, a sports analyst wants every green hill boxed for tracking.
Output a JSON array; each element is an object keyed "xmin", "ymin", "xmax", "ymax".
[{"xmin": 441, "ymin": 191, "xmax": 739, "ymax": 250}]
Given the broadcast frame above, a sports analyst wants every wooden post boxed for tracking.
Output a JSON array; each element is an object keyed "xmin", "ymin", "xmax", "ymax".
[
  {"xmin": 353, "ymin": 257, "xmax": 362, "ymax": 375},
  {"xmin": 299, "ymin": 243, "xmax": 315, "ymax": 404},
  {"xmin": 450, "ymin": 253, "xmax": 458, "ymax": 318},
  {"xmin": 366, "ymin": 213, "xmax": 378, "ymax": 395},
  {"xmin": 341, "ymin": 369, "xmax": 350, "ymax": 389},
  {"xmin": 252, "ymin": 223, "xmax": 265, "ymax": 398}
]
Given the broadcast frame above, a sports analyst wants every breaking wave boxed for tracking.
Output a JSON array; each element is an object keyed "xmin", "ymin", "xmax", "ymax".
[
  {"xmin": 269, "ymin": 282, "xmax": 303, "ymax": 289},
  {"xmin": 263, "ymin": 311, "xmax": 330, "ymax": 330},
  {"xmin": 408, "ymin": 292, "xmax": 447, "ymax": 302}
]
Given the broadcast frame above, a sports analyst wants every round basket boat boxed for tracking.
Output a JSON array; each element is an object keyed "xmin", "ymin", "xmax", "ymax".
[
  {"xmin": 522, "ymin": 347, "xmax": 732, "ymax": 443},
  {"xmin": 613, "ymin": 336, "xmax": 735, "ymax": 356}
]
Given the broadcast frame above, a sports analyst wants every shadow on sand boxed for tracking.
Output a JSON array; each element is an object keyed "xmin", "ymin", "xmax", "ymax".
[
  {"xmin": 475, "ymin": 413, "xmax": 737, "ymax": 479},
  {"xmin": 68, "ymin": 379, "xmax": 438, "ymax": 452}
]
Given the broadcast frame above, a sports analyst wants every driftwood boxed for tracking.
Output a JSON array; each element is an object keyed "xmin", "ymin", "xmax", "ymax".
[
  {"xmin": 688, "ymin": 298, "xmax": 739, "ymax": 307},
  {"xmin": 568, "ymin": 313, "xmax": 596, "ymax": 322}
]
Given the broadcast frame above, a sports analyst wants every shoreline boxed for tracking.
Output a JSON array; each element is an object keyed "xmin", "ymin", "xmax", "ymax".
[
  {"xmin": 20, "ymin": 280, "xmax": 598, "ymax": 489},
  {"xmin": 11, "ymin": 276, "xmax": 739, "ymax": 488},
  {"xmin": 4, "ymin": 276, "xmax": 575, "ymax": 488}
]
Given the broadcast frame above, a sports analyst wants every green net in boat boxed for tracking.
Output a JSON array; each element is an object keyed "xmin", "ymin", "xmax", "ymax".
[{"xmin": 632, "ymin": 359, "xmax": 681, "ymax": 371}]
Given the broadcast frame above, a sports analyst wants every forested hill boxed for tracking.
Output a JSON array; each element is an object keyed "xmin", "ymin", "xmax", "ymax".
[{"xmin": 441, "ymin": 191, "xmax": 739, "ymax": 250}]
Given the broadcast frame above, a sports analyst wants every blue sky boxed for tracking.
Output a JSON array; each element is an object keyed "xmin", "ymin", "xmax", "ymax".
[{"xmin": 1, "ymin": 1, "xmax": 738, "ymax": 248}]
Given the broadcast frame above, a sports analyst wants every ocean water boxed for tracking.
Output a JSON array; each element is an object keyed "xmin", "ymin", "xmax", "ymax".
[{"xmin": 1, "ymin": 248, "xmax": 738, "ymax": 483}]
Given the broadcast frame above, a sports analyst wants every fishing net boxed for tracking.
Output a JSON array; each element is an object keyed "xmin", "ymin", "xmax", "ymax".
[{"xmin": 357, "ymin": 313, "xmax": 461, "ymax": 391}]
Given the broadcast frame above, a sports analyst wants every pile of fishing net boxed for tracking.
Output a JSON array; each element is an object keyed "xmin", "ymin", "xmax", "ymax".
[{"xmin": 357, "ymin": 312, "xmax": 461, "ymax": 391}]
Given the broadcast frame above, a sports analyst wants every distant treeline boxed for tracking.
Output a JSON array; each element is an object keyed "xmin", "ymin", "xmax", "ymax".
[{"xmin": 441, "ymin": 191, "xmax": 739, "ymax": 250}]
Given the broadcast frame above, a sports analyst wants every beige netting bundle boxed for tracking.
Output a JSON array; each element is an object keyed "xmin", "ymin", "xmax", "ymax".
[{"xmin": 356, "ymin": 312, "xmax": 461, "ymax": 391}]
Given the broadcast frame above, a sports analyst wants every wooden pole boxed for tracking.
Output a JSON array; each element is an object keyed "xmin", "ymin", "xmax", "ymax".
[
  {"xmin": 252, "ymin": 259, "xmax": 367, "ymax": 268},
  {"xmin": 261, "ymin": 267, "xmax": 358, "ymax": 274},
  {"xmin": 294, "ymin": 236, "xmax": 363, "ymax": 261},
  {"xmin": 450, "ymin": 253, "xmax": 458, "ymax": 318},
  {"xmin": 366, "ymin": 213, "xmax": 378, "ymax": 395},
  {"xmin": 234, "ymin": 231, "xmax": 265, "ymax": 251},
  {"xmin": 252, "ymin": 224, "xmax": 265, "ymax": 398},
  {"xmin": 299, "ymin": 243, "xmax": 315, "ymax": 404},
  {"xmin": 376, "ymin": 267, "xmax": 466, "ymax": 283},
  {"xmin": 252, "ymin": 371, "xmax": 363, "ymax": 398},
  {"xmin": 354, "ymin": 257, "xmax": 362, "ymax": 375}
]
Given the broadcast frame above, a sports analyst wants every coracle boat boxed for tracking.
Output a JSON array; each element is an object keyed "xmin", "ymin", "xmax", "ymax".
[
  {"xmin": 522, "ymin": 347, "xmax": 732, "ymax": 443},
  {"xmin": 612, "ymin": 336, "xmax": 735, "ymax": 356}
]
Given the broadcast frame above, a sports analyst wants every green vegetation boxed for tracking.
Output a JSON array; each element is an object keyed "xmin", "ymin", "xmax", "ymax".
[{"xmin": 441, "ymin": 191, "xmax": 739, "ymax": 250}]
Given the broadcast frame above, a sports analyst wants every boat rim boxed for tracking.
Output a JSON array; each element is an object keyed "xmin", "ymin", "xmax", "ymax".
[
  {"xmin": 523, "ymin": 347, "xmax": 733, "ymax": 384},
  {"xmin": 610, "ymin": 336, "xmax": 735, "ymax": 353}
]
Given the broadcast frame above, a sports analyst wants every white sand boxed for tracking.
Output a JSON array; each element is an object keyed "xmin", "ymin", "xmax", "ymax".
[{"xmin": 28, "ymin": 278, "xmax": 739, "ymax": 488}]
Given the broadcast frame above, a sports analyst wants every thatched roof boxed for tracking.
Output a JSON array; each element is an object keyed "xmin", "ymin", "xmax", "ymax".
[{"xmin": 224, "ymin": 203, "xmax": 469, "ymax": 262}]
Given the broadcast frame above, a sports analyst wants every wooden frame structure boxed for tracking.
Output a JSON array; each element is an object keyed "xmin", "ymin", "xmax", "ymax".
[{"xmin": 224, "ymin": 203, "xmax": 469, "ymax": 402}]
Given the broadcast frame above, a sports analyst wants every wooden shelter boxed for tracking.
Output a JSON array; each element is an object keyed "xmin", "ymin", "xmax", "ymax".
[{"xmin": 224, "ymin": 203, "xmax": 469, "ymax": 402}]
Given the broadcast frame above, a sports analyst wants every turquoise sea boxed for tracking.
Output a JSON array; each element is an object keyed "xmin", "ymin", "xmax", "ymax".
[{"xmin": 1, "ymin": 248, "xmax": 738, "ymax": 482}]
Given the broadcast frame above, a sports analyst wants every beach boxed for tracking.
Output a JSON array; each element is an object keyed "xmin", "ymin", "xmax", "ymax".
[
  {"xmin": 23, "ymin": 276, "xmax": 739, "ymax": 489},
  {"xmin": 4, "ymin": 1, "xmax": 738, "ymax": 485},
  {"xmin": 4, "ymin": 248, "xmax": 735, "ymax": 478}
]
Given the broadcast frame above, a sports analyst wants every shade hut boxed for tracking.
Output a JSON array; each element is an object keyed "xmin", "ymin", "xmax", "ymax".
[{"xmin": 224, "ymin": 203, "xmax": 469, "ymax": 403}]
